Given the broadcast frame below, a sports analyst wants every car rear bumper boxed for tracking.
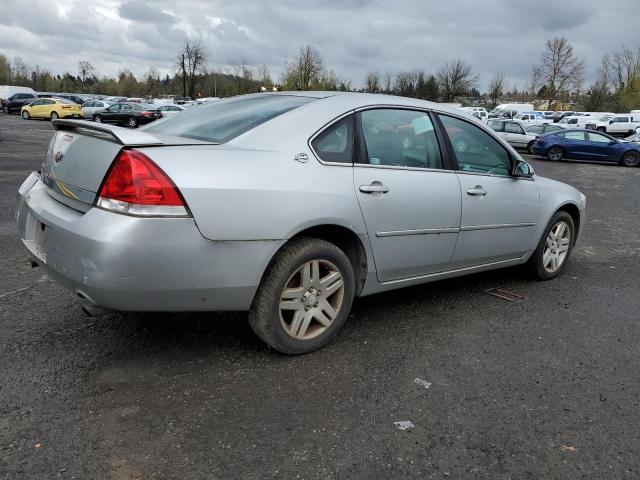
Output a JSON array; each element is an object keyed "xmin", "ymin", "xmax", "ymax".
[{"xmin": 16, "ymin": 173, "xmax": 284, "ymax": 311}]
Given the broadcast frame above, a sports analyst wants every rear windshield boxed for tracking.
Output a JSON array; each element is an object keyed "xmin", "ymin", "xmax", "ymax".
[{"xmin": 144, "ymin": 94, "xmax": 316, "ymax": 143}]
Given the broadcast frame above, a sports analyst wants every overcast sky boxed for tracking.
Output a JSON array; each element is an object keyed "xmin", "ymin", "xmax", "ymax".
[{"xmin": 0, "ymin": 0, "xmax": 637, "ymax": 90}]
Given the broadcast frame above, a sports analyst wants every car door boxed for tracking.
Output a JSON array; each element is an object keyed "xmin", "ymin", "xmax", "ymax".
[
  {"xmin": 27, "ymin": 99, "xmax": 43, "ymax": 117},
  {"xmin": 350, "ymin": 108, "xmax": 462, "ymax": 282},
  {"xmin": 436, "ymin": 113, "xmax": 540, "ymax": 267},
  {"xmin": 585, "ymin": 131, "xmax": 620, "ymax": 162},
  {"xmin": 103, "ymin": 104, "xmax": 121, "ymax": 122},
  {"xmin": 609, "ymin": 116, "xmax": 629, "ymax": 134},
  {"xmin": 561, "ymin": 130, "xmax": 588, "ymax": 158},
  {"xmin": 503, "ymin": 121, "xmax": 529, "ymax": 148}
]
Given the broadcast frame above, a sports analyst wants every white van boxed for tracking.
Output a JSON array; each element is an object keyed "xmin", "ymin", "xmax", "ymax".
[
  {"xmin": 489, "ymin": 103, "xmax": 535, "ymax": 119},
  {"xmin": 458, "ymin": 107, "xmax": 488, "ymax": 122},
  {"xmin": 0, "ymin": 85, "xmax": 36, "ymax": 100}
]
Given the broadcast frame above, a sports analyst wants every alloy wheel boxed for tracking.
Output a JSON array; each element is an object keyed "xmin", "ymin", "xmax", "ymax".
[
  {"xmin": 622, "ymin": 151, "xmax": 640, "ymax": 167},
  {"xmin": 543, "ymin": 221, "xmax": 571, "ymax": 273},
  {"xmin": 279, "ymin": 259, "xmax": 345, "ymax": 340},
  {"xmin": 94, "ymin": 115, "xmax": 102, "ymax": 123},
  {"xmin": 548, "ymin": 147, "xmax": 563, "ymax": 161}
]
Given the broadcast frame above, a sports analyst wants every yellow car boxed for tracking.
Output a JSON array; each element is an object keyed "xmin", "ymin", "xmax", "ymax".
[{"xmin": 21, "ymin": 98, "xmax": 83, "ymax": 120}]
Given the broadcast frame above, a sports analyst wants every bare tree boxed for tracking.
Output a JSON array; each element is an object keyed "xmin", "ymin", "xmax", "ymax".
[
  {"xmin": 364, "ymin": 71, "xmax": 380, "ymax": 93},
  {"xmin": 437, "ymin": 59, "xmax": 479, "ymax": 102},
  {"xmin": 488, "ymin": 72, "xmax": 505, "ymax": 108},
  {"xmin": 176, "ymin": 40, "xmax": 206, "ymax": 98},
  {"xmin": 257, "ymin": 64, "xmax": 272, "ymax": 88},
  {"xmin": 532, "ymin": 37, "xmax": 585, "ymax": 104},
  {"xmin": 282, "ymin": 45, "xmax": 324, "ymax": 90},
  {"xmin": 609, "ymin": 45, "xmax": 640, "ymax": 91},
  {"xmin": 78, "ymin": 61, "xmax": 96, "ymax": 83},
  {"xmin": 382, "ymin": 71, "xmax": 393, "ymax": 93}
]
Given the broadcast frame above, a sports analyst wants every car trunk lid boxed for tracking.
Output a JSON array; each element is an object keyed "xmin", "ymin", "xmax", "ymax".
[{"xmin": 43, "ymin": 119, "xmax": 214, "ymax": 211}]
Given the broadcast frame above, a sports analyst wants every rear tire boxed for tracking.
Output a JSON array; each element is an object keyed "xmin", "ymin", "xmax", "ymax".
[
  {"xmin": 621, "ymin": 151, "xmax": 640, "ymax": 167},
  {"xmin": 128, "ymin": 116, "xmax": 138, "ymax": 128},
  {"xmin": 3, "ymin": 106, "xmax": 8, "ymax": 114},
  {"xmin": 527, "ymin": 211, "xmax": 575, "ymax": 280},
  {"xmin": 51, "ymin": 111, "xmax": 59, "ymax": 120},
  {"xmin": 21, "ymin": 110, "xmax": 30, "ymax": 119},
  {"xmin": 597, "ymin": 127, "xmax": 605, "ymax": 133},
  {"xmin": 547, "ymin": 146, "xmax": 564, "ymax": 161},
  {"xmin": 249, "ymin": 237, "xmax": 355, "ymax": 355}
]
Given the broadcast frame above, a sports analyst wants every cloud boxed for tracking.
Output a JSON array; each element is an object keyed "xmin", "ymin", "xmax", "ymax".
[{"xmin": 0, "ymin": 0, "xmax": 637, "ymax": 90}]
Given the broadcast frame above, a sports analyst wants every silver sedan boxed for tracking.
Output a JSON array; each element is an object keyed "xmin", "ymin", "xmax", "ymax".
[{"xmin": 16, "ymin": 92, "xmax": 586, "ymax": 354}]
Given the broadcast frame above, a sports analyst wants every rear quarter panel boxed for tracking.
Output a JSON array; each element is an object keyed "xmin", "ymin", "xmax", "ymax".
[{"xmin": 144, "ymin": 145, "xmax": 367, "ymax": 241}]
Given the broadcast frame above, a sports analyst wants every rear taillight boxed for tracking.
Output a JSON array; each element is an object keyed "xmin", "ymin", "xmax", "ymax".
[
  {"xmin": 142, "ymin": 111, "xmax": 155, "ymax": 117},
  {"xmin": 96, "ymin": 149, "xmax": 190, "ymax": 217},
  {"xmin": 61, "ymin": 105, "xmax": 71, "ymax": 109}
]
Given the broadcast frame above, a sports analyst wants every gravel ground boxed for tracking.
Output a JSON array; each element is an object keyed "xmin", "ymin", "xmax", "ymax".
[{"xmin": 1, "ymin": 113, "xmax": 639, "ymax": 479}]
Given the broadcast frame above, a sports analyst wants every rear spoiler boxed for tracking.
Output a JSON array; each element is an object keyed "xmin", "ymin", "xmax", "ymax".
[{"xmin": 51, "ymin": 119, "xmax": 163, "ymax": 146}]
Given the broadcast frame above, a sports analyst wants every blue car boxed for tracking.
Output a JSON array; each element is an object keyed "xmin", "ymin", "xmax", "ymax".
[{"xmin": 531, "ymin": 128, "xmax": 640, "ymax": 167}]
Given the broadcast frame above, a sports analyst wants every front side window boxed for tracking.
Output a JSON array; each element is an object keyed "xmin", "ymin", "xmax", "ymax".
[
  {"xmin": 311, "ymin": 115, "xmax": 354, "ymax": 164},
  {"xmin": 144, "ymin": 94, "xmax": 316, "ymax": 143},
  {"xmin": 505, "ymin": 122, "xmax": 525, "ymax": 134},
  {"xmin": 612, "ymin": 116, "xmax": 628, "ymax": 123},
  {"xmin": 31, "ymin": 100, "xmax": 44, "ymax": 106},
  {"xmin": 439, "ymin": 114, "xmax": 512, "ymax": 176},
  {"xmin": 587, "ymin": 132, "xmax": 611, "ymax": 143},
  {"xmin": 359, "ymin": 109, "xmax": 443, "ymax": 169},
  {"xmin": 563, "ymin": 131, "xmax": 586, "ymax": 141}
]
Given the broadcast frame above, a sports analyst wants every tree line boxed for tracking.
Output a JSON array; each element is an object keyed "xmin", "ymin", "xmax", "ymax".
[{"xmin": 0, "ymin": 38, "xmax": 638, "ymax": 110}]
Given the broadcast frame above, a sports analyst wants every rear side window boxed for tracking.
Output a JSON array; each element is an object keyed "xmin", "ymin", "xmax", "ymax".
[
  {"xmin": 562, "ymin": 131, "xmax": 586, "ymax": 140},
  {"xmin": 359, "ymin": 108, "xmax": 443, "ymax": 169},
  {"xmin": 311, "ymin": 115, "xmax": 354, "ymax": 163},
  {"xmin": 438, "ymin": 114, "xmax": 512, "ymax": 176},
  {"xmin": 144, "ymin": 94, "xmax": 316, "ymax": 143},
  {"xmin": 505, "ymin": 122, "xmax": 525, "ymax": 134}
]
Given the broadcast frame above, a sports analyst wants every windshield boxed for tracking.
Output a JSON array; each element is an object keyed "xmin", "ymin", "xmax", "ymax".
[{"xmin": 144, "ymin": 94, "xmax": 316, "ymax": 143}]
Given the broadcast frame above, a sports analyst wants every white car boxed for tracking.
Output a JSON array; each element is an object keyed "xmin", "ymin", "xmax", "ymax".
[
  {"xmin": 487, "ymin": 119, "xmax": 537, "ymax": 152},
  {"xmin": 459, "ymin": 107, "xmax": 488, "ymax": 122},
  {"xmin": 156, "ymin": 105, "xmax": 185, "ymax": 117},
  {"xmin": 557, "ymin": 116, "xmax": 597, "ymax": 130},
  {"xmin": 514, "ymin": 112, "xmax": 551, "ymax": 126},
  {"xmin": 596, "ymin": 114, "xmax": 640, "ymax": 135},
  {"xmin": 81, "ymin": 100, "xmax": 112, "ymax": 118}
]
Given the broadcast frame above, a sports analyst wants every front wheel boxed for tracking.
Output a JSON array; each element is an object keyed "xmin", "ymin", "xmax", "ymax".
[
  {"xmin": 94, "ymin": 115, "xmax": 102, "ymax": 123},
  {"xmin": 527, "ymin": 211, "xmax": 575, "ymax": 280},
  {"xmin": 547, "ymin": 146, "xmax": 564, "ymax": 161},
  {"xmin": 249, "ymin": 237, "xmax": 355, "ymax": 355},
  {"xmin": 526, "ymin": 141, "xmax": 534, "ymax": 154},
  {"xmin": 621, "ymin": 150, "xmax": 640, "ymax": 167},
  {"xmin": 21, "ymin": 110, "xmax": 30, "ymax": 119},
  {"xmin": 128, "ymin": 116, "xmax": 138, "ymax": 128}
]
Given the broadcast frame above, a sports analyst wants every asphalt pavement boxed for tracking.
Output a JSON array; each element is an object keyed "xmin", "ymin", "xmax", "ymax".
[{"xmin": 1, "ymin": 114, "xmax": 639, "ymax": 479}]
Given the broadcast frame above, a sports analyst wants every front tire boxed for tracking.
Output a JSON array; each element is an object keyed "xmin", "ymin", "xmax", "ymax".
[
  {"xmin": 94, "ymin": 114, "xmax": 102, "ymax": 123},
  {"xmin": 547, "ymin": 146, "xmax": 564, "ymax": 161},
  {"xmin": 621, "ymin": 150, "xmax": 640, "ymax": 167},
  {"xmin": 527, "ymin": 211, "xmax": 574, "ymax": 280},
  {"xmin": 526, "ymin": 141, "xmax": 534, "ymax": 154},
  {"xmin": 249, "ymin": 237, "xmax": 355, "ymax": 355},
  {"xmin": 21, "ymin": 110, "xmax": 30, "ymax": 119}
]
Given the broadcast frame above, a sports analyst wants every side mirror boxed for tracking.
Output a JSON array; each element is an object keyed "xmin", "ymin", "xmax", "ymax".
[
  {"xmin": 609, "ymin": 140, "xmax": 617, "ymax": 145},
  {"xmin": 512, "ymin": 160, "xmax": 533, "ymax": 178},
  {"xmin": 609, "ymin": 120, "xmax": 614, "ymax": 124}
]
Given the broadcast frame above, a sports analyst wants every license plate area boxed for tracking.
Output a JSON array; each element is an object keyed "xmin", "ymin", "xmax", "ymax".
[{"xmin": 23, "ymin": 213, "xmax": 47, "ymax": 264}]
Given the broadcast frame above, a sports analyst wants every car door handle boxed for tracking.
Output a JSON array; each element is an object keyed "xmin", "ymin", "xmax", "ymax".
[
  {"xmin": 359, "ymin": 183, "xmax": 390, "ymax": 194},
  {"xmin": 466, "ymin": 185, "xmax": 487, "ymax": 196}
]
